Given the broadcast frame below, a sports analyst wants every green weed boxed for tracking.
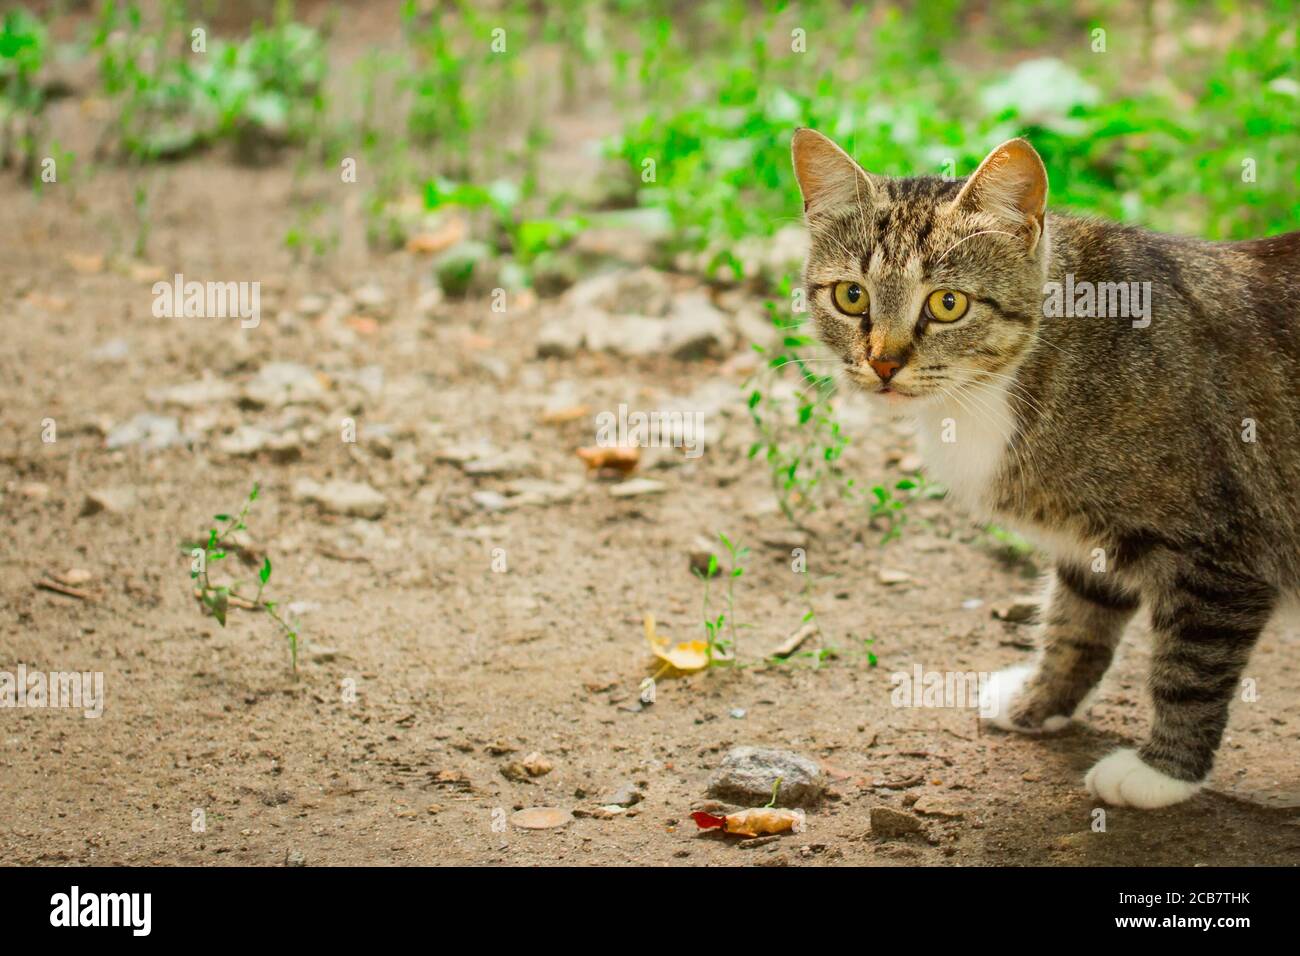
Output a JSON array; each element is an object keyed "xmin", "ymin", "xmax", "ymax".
[
  {"xmin": 692, "ymin": 532, "xmax": 751, "ymax": 665},
  {"xmin": 186, "ymin": 484, "xmax": 302, "ymax": 672}
]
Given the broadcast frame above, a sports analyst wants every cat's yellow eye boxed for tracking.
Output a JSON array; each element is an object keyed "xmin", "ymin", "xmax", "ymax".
[
  {"xmin": 832, "ymin": 281, "xmax": 869, "ymax": 316},
  {"xmin": 926, "ymin": 289, "xmax": 969, "ymax": 322}
]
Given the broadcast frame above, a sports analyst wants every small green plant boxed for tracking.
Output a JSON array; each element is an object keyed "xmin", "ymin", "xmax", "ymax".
[
  {"xmin": 692, "ymin": 532, "xmax": 751, "ymax": 665},
  {"xmin": 0, "ymin": 6, "xmax": 47, "ymax": 177},
  {"xmin": 770, "ymin": 633, "xmax": 878, "ymax": 671},
  {"xmin": 746, "ymin": 298, "xmax": 851, "ymax": 525},
  {"xmin": 867, "ymin": 479, "xmax": 920, "ymax": 543},
  {"xmin": 861, "ymin": 633, "xmax": 879, "ymax": 668},
  {"xmin": 187, "ymin": 484, "xmax": 301, "ymax": 672}
]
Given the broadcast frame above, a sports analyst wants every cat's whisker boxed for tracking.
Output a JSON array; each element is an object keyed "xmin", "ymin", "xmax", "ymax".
[
  {"xmin": 765, "ymin": 358, "xmax": 844, "ymax": 372},
  {"xmin": 963, "ymin": 366, "xmax": 1051, "ymax": 421}
]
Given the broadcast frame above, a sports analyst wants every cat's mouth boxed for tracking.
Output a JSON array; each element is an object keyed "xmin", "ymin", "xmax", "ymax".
[
  {"xmin": 873, "ymin": 384, "xmax": 918, "ymax": 401},
  {"xmin": 846, "ymin": 367, "xmax": 921, "ymax": 399}
]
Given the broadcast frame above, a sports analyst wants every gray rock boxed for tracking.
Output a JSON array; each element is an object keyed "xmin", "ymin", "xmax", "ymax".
[
  {"xmin": 471, "ymin": 490, "xmax": 509, "ymax": 512},
  {"xmin": 599, "ymin": 782, "xmax": 643, "ymax": 807},
  {"xmin": 149, "ymin": 378, "xmax": 237, "ymax": 409},
  {"xmin": 345, "ymin": 364, "xmax": 385, "ymax": 401},
  {"xmin": 436, "ymin": 441, "xmax": 498, "ymax": 465},
  {"xmin": 588, "ymin": 313, "xmax": 666, "ymax": 358},
  {"xmin": 504, "ymin": 479, "xmax": 579, "ymax": 506},
  {"xmin": 609, "ymin": 478, "xmax": 666, "ymax": 498},
  {"xmin": 293, "ymin": 479, "xmax": 387, "ymax": 519},
  {"xmin": 243, "ymin": 363, "xmax": 327, "ymax": 408},
  {"xmin": 912, "ymin": 795, "xmax": 965, "ymax": 819},
  {"xmin": 296, "ymin": 294, "xmax": 328, "ymax": 317},
  {"xmin": 869, "ymin": 806, "xmax": 928, "ymax": 839},
  {"xmin": 564, "ymin": 267, "xmax": 674, "ymax": 317},
  {"xmin": 217, "ymin": 425, "xmax": 302, "ymax": 461},
  {"xmin": 536, "ymin": 317, "xmax": 584, "ymax": 358},
  {"xmin": 461, "ymin": 450, "xmax": 535, "ymax": 478},
  {"xmin": 89, "ymin": 338, "xmax": 130, "ymax": 362},
  {"xmin": 414, "ymin": 286, "xmax": 444, "ymax": 317},
  {"xmin": 105, "ymin": 413, "xmax": 184, "ymax": 451},
  {"xmin": 706, "ymin": 746, "xmax": 826, "ymax": 808},
  {"xmin": 663, "ymin": 292, "xmax": 732, "ymax": 359},
  {"xmin": 351, "ymin": 283, "xmax": 390, "ymax": 316},
  {"xmin": 81, "ymin": 487, "xmax": 136, "ymax": 516}
]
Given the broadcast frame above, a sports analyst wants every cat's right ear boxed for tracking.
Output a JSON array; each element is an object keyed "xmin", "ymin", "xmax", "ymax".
[{"xmin": 791, "ymin": 128, "xmax": 875, "ymax": 218}]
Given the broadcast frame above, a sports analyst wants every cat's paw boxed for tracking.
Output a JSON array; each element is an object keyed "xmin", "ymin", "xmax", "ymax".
[
  {"xmin": 979, "ymin": 665, "xmax": 1071, "ymax": 734},
  {"xmin": 1084, "ymin": 749, "xmax": 1202, "ymax": 809}
]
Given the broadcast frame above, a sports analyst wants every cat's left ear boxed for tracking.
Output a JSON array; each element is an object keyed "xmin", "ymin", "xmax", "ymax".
[{"xmin": 953, "ymin": 138, "xmax": 1048, "ymax": 253}]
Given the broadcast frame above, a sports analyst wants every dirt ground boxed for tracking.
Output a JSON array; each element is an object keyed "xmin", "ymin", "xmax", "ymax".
[{"xmin": 2, "ymin": 7, "xmax": 1299, "ymax": 869}]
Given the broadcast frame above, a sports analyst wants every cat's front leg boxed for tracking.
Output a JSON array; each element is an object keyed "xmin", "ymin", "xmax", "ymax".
[
  {"xmin": 1085, "ymin": 564, "xmax": 1274, "ymax": 809},
  {"xmin": 981, "ymin": 563, "xmax": 1139, "ymax": 732}
]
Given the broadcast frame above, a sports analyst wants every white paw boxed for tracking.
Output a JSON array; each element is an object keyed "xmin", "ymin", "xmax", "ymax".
[
  {"xmin": 1084, "ymin": 749, "xmax": 1202, "ymax": 808},
  {"xmin": 979, "ymin": 665, "xmax": 1071, "ymax": 733}
]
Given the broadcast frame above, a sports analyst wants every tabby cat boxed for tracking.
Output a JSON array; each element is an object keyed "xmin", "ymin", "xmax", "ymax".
[{"xmin": 791, "ymin": 128, "xmax": 1300, "ymax": 808}]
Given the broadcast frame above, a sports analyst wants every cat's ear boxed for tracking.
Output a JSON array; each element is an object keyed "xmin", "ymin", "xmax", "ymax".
[
  {"xmin": 953, "ymin": 138, "xmax": 1048, "ymax": 252},
  {"xmin": 791, "ymin": 128, "xmax": 875, "ymax": 217}
]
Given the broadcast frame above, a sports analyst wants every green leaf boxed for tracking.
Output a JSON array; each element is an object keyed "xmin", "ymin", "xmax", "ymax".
[
  {"xmin": 259, "ymin": 556, "xmax": 272, "ymax": 585},
  {"xmin": 212, "ymin": 590, "xmax": 229, "ymax": 627}
]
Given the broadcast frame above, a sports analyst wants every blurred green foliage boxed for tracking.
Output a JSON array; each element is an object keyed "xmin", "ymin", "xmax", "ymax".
[
  {"xmin": 0, "ymin": 7, "xmax": 47, "ymax": 171},
  {"xmin": 610, "ymin": 0, "xmax": 1299, "ymax": 251},
  {"xmin": 92, "ymin": 0, "xmax": 326, "ymax": 160},
  {"xmin": 4, "ymin": 0, "xmax": 1296, "ymax": 255}
]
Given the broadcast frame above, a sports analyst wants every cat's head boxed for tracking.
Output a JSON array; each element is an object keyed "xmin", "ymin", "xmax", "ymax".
[{"xmin": 791, "ymin": 129, "xmax": 1049, "ymax": 404}]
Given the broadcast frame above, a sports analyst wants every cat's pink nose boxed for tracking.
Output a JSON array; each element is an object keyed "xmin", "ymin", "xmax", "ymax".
[{"xmin": 868, "ymin": 356, "xmax": 902, "ymax": 382}]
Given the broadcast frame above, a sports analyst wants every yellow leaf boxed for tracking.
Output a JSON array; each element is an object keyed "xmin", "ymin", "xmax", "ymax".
[
  {"xmin": 644, "ymin": 613, "xmax": 710, "ymax": 673},
  {"xmin": 722, "ymin": 807, "xmax": 805, "ymax": 837}
]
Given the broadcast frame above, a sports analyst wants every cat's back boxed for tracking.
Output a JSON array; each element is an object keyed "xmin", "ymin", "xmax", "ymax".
[
  {"xmin": 1054, "ymin": 215, "xmax": 1299, "ymax": 306},
  {"xmin": 1046, "ymin": 216, "xmax": 1300, "ymax": 367}
]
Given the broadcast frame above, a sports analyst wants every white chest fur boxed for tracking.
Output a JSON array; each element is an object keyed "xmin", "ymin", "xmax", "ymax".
[{"xmin": 912, "ymin": 378, "xmax": 1017, "ymax": 518}]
